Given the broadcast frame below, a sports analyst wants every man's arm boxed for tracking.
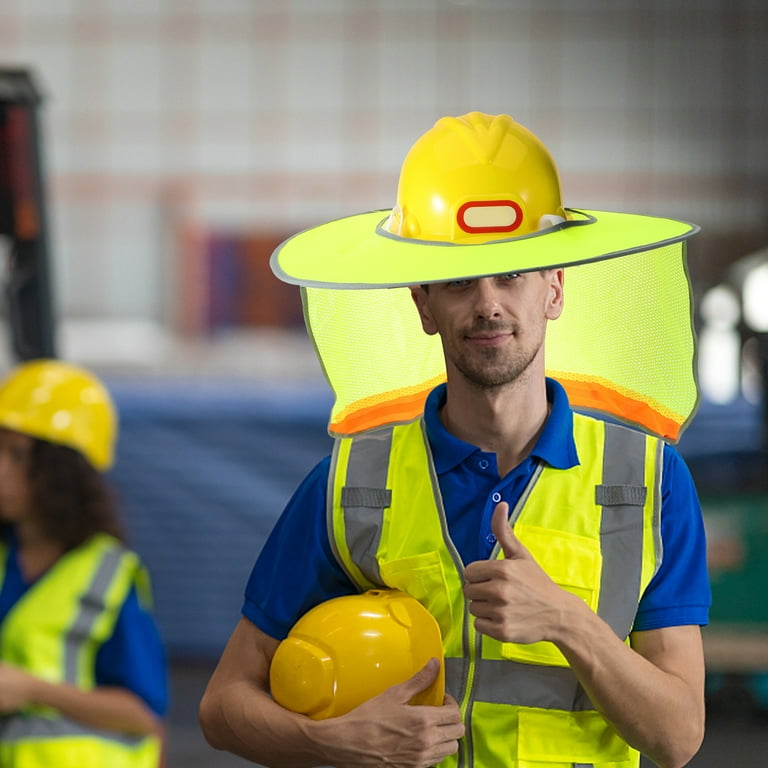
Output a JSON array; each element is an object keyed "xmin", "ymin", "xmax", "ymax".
[
  {"xmin": 555, "ymin": 616, "xmax": 704, "ymax": 768},
  {"xmin": 464, "ymin": 503, "xmax": 705, "ymax": 768},
  {"xmin": 199, "ymin": 617, "xmax": 464, "ymax": 768}
]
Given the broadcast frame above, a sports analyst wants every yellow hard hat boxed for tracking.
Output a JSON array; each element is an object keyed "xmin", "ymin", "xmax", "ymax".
[
  {"xmin": 271, "ymin": 112, "xmax": 697, "ymax": 288},
  {"xmin": 0, "ymin": 359, "xmax": 117, "ymax": 471},
  {"xmin": 386, "ymin": 112, "xmax": 566, "ymax": 243},
  {"xmin": 269, "ymin": 589, "xmax": 445, "ymax": 720},
  {"xmin": 272, "ymin": 112, "xmax": 700, "ymax": 443}
]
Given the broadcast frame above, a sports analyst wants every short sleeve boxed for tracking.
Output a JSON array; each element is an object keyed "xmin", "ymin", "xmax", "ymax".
[
  {"xmin": 242, "ymin": 456, "xmax": 356, "ymax": 641},
  {"xmin": 95, "ymin": 583, "xmax": 169, "ymax": 718},
  {"xmin": 633, "ymin": 444, "xmax": 711, "ymax": 631}
]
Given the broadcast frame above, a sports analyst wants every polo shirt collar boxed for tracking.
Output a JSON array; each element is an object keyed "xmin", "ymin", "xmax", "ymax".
[{"xmin": 424, "ymin": 378, "xmax": 579, "ymax": 474}]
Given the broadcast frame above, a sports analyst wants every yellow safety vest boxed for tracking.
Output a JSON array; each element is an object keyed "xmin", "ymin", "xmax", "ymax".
[
  {"xmin": 0, "ymin": 533, "xmax": 161, "ymax": 768},
  {"xmin": 329, "ymin": 412, "xmax": 663, "ymax": 768}
]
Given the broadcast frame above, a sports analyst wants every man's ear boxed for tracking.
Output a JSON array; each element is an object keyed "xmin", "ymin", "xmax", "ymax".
[
  {"xmin": 410, "ymin": 285, "xmax": 439, "ymax": 335},
  {"xmin": 545, "ymin": 268, "xmax": 565, "ymax": 320}
]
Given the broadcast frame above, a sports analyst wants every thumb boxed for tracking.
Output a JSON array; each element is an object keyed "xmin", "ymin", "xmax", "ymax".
[
  {"xmin": 388, "ymin": 657, "xmax": 441, "ymax": 703},
  {"xmin": 491, "ymin": 502, "xmax": 528, "ymax": 560}
]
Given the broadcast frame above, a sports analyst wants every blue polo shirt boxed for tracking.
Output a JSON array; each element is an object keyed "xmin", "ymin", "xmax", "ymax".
[
  {"xmin": 243, "ymin": 379, "xmax": 711, "ymax": 640},
  {"xmin": 0, "ymin": 540, "xmax": 169, "ymax": 718}
]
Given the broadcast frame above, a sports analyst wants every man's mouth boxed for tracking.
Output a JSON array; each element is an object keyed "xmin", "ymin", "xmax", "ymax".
[
  {"xmin": 466, "ymin": 331, "xmax": 512, "ymax": 346},
  {"xmin": 466, "ymin": 324, "xmax": 514, "ymax": 341}
]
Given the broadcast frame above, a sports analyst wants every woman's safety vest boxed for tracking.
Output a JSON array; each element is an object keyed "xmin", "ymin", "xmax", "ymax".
[
  {"xmin": 328, "ymin": 412, "xmax": 663, "ymax": 768},
  {"xmin": 0, "ymin": 533, "xmax": 161, "ymax": 768}
]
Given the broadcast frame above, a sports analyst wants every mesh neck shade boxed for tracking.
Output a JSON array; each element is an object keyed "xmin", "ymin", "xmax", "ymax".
[{"xmin": 303, "ymin": 242, "xmax": 699, "ymax": 443}]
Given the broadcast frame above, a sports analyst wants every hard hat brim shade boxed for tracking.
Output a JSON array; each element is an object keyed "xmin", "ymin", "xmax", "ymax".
[
  {"xmin": 302, "ymin": 235, "xmax": 700, "ymax": 442},
  {"xmin": 271, "ymin": 208, "xmax": 699, "ymax": 288}
]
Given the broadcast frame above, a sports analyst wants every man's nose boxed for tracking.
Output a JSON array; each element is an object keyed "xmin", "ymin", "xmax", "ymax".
[{"xmin": 472, "ymin": 278, "xmax": 503, "ymax": 318}]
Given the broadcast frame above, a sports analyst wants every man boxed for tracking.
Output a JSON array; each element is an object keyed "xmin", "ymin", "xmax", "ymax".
[{"xmin": 200, "ymin": 113, "xmax": 710, "ymax": 768}]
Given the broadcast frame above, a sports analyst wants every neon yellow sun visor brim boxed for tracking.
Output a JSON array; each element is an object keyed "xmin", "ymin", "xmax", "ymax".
[{"xmin": 271, "ymin": 208, "xmax": 700, "ymax": 288}]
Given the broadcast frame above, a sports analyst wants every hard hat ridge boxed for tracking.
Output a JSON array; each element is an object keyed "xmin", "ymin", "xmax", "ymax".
[{"xmin": 445, "ymin": 112, "xmax": 510, "ymax": 163}]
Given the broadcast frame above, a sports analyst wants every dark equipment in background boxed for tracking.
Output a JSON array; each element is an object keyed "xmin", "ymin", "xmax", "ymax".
[{"xmin": 0, "ymin": 68, "xmax": 56, "ymax": 361}]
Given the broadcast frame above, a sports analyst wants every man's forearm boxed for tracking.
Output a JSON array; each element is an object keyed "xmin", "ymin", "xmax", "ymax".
[
  {"xmin": 200, "ymin": 679, "xmax": 334, "ymax": 768},
  {"xmin": 552, "ymin": 603, "xmax": 705, "ymax": 768},
  {"xmin": 201, "ymin": 674, "xmax": 464, "ymax": 768}
]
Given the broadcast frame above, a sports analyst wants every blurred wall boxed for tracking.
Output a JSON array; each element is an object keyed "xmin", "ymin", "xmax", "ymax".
[{"xmin": 0, "ymin": 0, "xmax": 766, "ymax": 328}]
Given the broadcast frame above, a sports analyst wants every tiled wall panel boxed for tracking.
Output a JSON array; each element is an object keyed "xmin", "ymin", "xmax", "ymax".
[{"xmin": 0, "ymin": 0, "xmax": 764, "ymax": 322}]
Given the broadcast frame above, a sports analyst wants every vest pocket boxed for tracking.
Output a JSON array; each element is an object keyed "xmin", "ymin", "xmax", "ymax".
[
  {"xmin": 380, "ymin": 551, "xmax": 453, "ymax": 637},
  {"xmin": 470, "ymin": 702, "xmax": 636, "ymax": 767},
  {"xmin": 497, "ymin": 525, "xmax": 601, "ymax": 667},
  {"xmin": 517, "ymin": 707, "xmax": 634, "ymax": 765}
]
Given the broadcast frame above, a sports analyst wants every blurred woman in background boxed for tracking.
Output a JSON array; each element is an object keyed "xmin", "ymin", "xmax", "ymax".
[{"xmin": 0, "ymin": 359, "xmax": 168, "ymax": 768}]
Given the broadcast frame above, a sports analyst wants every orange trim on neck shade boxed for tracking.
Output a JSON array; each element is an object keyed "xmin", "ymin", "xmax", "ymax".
[
  {"xmin": 329, "ymin": 373, "xmax": 686, "ymax": 442},
  {"xmin": 329, "ymin": 375, "xmax": 446, "ymax": 435},
  {"xmin": 552, "ymin": 374, "xmax": 685, "ymax": 442}
]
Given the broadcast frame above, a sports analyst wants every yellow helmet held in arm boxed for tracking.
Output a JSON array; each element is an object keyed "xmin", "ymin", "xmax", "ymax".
[
  {"xmin": 0, "ymin": 359, "xmax": 117, "ymax": 471},
  {"xmin": 269, "ymin": 589, "xmax": 445, "ymax": 720}
]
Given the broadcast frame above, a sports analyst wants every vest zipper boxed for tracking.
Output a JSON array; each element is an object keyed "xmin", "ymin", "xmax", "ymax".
[
  {"xmin": 509, "ymin": 460, "xmax": 544, "ymax": 527},
  {"xmin": 423, "ymin": 422, "xmax": 477, "ymax": 768}
]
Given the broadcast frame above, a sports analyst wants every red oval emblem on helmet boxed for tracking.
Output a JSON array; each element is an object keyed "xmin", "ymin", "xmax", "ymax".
[{"xmin": 457, "ymin": 200, "xmax": 523, "ymax": 234}]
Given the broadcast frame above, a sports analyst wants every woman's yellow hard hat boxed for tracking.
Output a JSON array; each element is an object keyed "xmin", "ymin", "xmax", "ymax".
[{"xmin": 0, "ymin": 359, "xmax": 117, "ymax": 471}]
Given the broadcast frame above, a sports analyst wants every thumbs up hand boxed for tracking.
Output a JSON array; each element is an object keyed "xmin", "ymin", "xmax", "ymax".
[
  {"xmin": 463, "ymin": 502, "xmax": 573, "ymax": 644},
  {"xmin": 490, "ymin": 501, "xmax": 529, "ymax": 561}
]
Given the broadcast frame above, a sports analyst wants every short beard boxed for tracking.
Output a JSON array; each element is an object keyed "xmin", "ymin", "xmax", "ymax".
[
  {"xmin": 451, "ymin": 323, "xmax": 541, "ymax": 390},
  {"xmin": 454, "ymin": 345, "xmax": 539, "ymax": 390}
]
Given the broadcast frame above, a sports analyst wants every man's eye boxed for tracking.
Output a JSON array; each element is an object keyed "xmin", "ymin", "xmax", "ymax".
[
  {"xmin": 499, "ymin": 272, "xmax": 520, "ymax": 281},
  {"xmin": 448, "ymin": 279, "xmax": 472, "ymax": 288}
]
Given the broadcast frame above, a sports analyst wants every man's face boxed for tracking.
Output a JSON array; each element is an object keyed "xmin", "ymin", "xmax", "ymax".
[{"xmin": 410, "ymin": 269, "xmax": 564, "ymax": 390}]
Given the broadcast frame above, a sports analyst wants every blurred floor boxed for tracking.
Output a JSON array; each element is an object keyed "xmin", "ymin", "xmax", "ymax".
[{"xmin": 166, "ymin": 660, "xmax": 768, "ymax": 768}]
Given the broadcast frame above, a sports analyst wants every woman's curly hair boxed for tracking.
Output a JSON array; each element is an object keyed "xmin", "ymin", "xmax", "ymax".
[{"xmin": 25, "ymin": 438, "xmax": 126, "ymax": 550}]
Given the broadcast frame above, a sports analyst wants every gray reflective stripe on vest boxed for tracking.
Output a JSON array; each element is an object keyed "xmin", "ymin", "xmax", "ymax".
[
  {"xmin": 595, "ymin": 422, "xmax": 650, "ymax": 641},
  {"xmin": 0, "ymin": 713, "xmax": 145, "ymax": 747},
  {"xmin": 446, "ymin": 657, "xmax": 595, "ymax": 711},
  {"xmin": 64, "ymin": 546, "xmax": 127, "ymax": 684},
  {"xmin": 335, "ymin": 427, "xmax": 394, "ymax": 586}
]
